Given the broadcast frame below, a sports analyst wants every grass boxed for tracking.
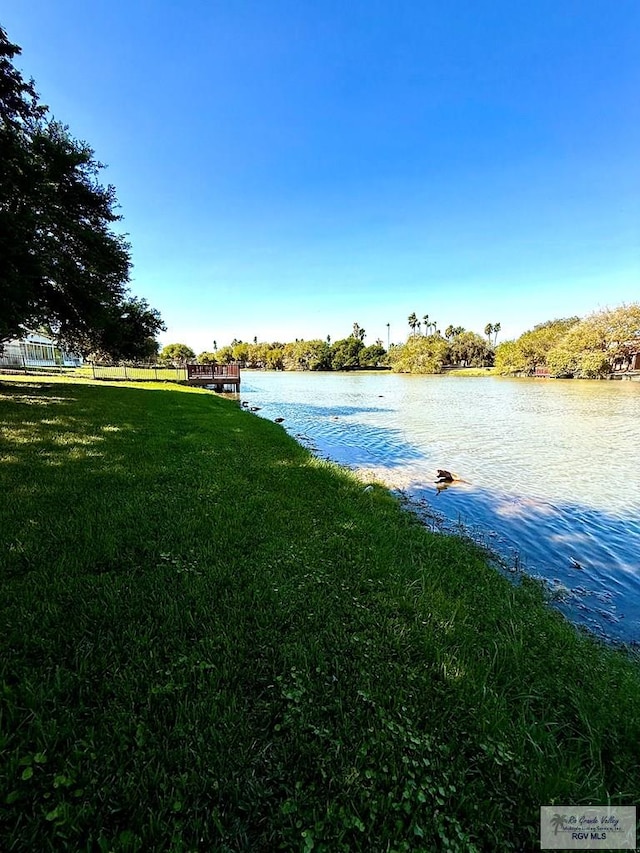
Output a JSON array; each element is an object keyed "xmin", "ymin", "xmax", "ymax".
[
  {"xmin": 443, "ymin": 367, "xmax": 496, "ymax": 377},
  {"xmin": 1, "ymin": 376, "xmax": 639, "ymax": 852}
]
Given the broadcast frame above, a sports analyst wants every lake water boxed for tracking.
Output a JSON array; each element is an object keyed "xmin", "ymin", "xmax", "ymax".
[{"xmin": 239, "ymin": 371, "xmax": 640, "ymax": 645}]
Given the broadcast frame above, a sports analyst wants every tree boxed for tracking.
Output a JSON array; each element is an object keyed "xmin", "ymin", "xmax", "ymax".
[
  {"xmin": 547, "ymin": 304, "xmax": 640, "ymax": 378},
  {"xmin": 492, "ymin": 322, "xmax": 501, "ymax": 346},
  {"xmin": 330, "ymin": 337, "xmax": 364, "ymax": 370},
  {"xmin": 282, "ymin": 339, "xmax": 331, "ymax": 371},
  {"xmin": 423, "ymin": 314, "xmax": 429, "ymax": 335},
  {"xmin": 448, "ymin": 330, "xmax": 494, "ymax": 367},
  {"xmin": 85, "ymin": 296, "xmax": 164, "ymax": 362},
  {"xmin": 407, "ymin": 313, "xmax": 418, "ymax": 337},
  {"xmin": 388, "ymin": 335, "xmax": 449, "ymax": 374},
  {"xmin": 484, "ymin": 323, "xmax": 494, "ymax": 341},
  {"xmin": 0, "ymin": 26, "xmax": 164, "ymax": 356},
  {"xmin": 216, "ymin": 345, "xmax": 235, "ymax": 364},
  {"xmin": 494, "ymin": 340, "xmax": 526, "ymax": 375},
  {"xmin": 159, "ymin": 343, "xmax": 195, "ymax": 365},
  {"xmin": 265, "ymin": 346, "xmax": 284, "ymax": 370},
  {"xmin": 359, "ymin": 343, "xmax": 387, "ymax": 367},
  {"xmin": 232, "ymin": 341, "xmax": 250, "ymax": 366},
  {"xmin": 197, "ymin": 351, "xmax": 218, "ymax": 364},
  {"xmin": 352, "ymin": 322, "xmax": 366, "ymax": 341}
]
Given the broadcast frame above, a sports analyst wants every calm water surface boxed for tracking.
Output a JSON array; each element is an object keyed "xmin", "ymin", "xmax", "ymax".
[{"xmin": 240, "ymin": 371, "xmax": 640, "ymax": 644}]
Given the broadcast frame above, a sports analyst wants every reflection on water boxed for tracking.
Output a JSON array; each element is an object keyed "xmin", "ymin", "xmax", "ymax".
[{"xmin": 240, "ymin": 371, "xmax": 640, "ymax": 645}]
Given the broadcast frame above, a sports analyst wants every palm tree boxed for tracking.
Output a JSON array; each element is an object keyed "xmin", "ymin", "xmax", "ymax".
[
  {"xmin": 422, "ymin": 314, "xmax": 429, "ymax": 335},
  {"xmin": 493, "ymin": 322, "xmax": 501, "ymax": 346},
  {"xmin": 408, "ymin": 313, "xmax": 418, "ymax": 337},
  {"xmin": 484, "ymin": 322, "xmax": 494, "ymax": 341},
  {"xmin": 445, "ymin": 325, "xmax": 454, "ymax": 339},
  {"xmin": 386, "ymin": 322, "xmax": 390, "ymax": 350},
  {"xmin": 550, "ymin": 814, "xmax": 567, "ymax": 836}
]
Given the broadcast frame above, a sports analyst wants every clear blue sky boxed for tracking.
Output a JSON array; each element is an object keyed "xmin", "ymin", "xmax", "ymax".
[{"xmin": 4, "ymin": 1, "xmax": 639, "ymax": 350}]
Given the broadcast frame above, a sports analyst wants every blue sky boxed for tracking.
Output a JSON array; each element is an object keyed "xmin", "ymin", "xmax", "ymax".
[{"xmin": 4, "ymin": 1, "xmax": 639, "ymax": 351}]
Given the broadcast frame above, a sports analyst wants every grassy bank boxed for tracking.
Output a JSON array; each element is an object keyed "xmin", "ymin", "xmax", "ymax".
[
  {"xmin": 1, "ymin": 377, "xmax": 639, "ymax": 852},
  {"xmin": 443, "ymin": 367, "xmax": 495, "ymax": 377}
]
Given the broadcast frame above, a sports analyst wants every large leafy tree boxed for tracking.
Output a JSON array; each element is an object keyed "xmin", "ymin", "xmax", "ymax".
[
  {"xmin": 0, "ymin": 26, "xmax": 164, "ymax": 355},
  {"xmin": 388, "ymin": 334, "xmax": 449, "ymax": 374},
  {"xmin": 448, "ymin": 330, "xmax": 494, "ymax": 367},
  {"xmin": 159, "ymin": 343, "xmax": 195, "ymax": 365},
  {"xmin": 330, "ymin": 336, "xmax": 364, "ymax": 370}
]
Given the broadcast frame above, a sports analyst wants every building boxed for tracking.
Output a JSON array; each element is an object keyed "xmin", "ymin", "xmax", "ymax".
[
  {"xmin": 0, "ymin": 333, "xmax": 82, "ymax": 368},
  {"xmin": 611, "ymin": 342, "xmax": 640, "ymax": 375}
]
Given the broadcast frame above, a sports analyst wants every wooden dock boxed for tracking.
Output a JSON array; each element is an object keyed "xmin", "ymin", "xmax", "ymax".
[{"xmin": 186, "ymin": 363, "xmax": 241, "ymax": 390}]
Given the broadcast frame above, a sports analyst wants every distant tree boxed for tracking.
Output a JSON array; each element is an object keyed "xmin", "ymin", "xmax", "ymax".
[
  {"xmin": 232, "ymin": 341, "xmax": 250, "ymax": 366},
  {"xmin": 265, "ymin": 346, "xmax": 284, "ymax": 370},
  {"xmin": 388, "ymin": 335, "xmax": 449, "ymax": 374},
  {"xmin": 216, "ymin": 345, "xmax": 235, "ymax": 364},
  {"xmin": 0, "ymin": 26, "xmax": 164, "ymax": 356},
  {"xmin": 518, "ymin": 318, "xmax": 580, "ymax": 374},
  {"xmin": 331, "ymin": 337, "xmax": 364, "ymax": 370},
  {"xmin": 494, "ymin": 317, "xmax": 580, "ymax": 375},
  {"xmin": 352, "ymin": 322, "xmax": 366, "ymax": 341},
  {"xmin": 213, "ymin": 340, "xmax": 217, "ymax": 351},
  {"xmin": 422, "ymin": 314, "xmax": 429, "ymax": 335},
  {"xmin": 494, "ymin": 340, "xmax": 526, "ymax": 375},
  {"xmin": 492, "ymin": 322, "xmax": 501, "ymax": 346},
  {"xmin": 159, "ymin": 343, "xmax": 195, "ymax": 365},
  {"xmin": 407, "ymin": 312, "xmax": 418, "ymax": 337},
  {"xmin": 359, "ymin": 343, "xmax": 387, "ymax": 368},
  {"xmin": 484, "ymin": 323, "xmax": 494, "ymax": 341},
  {"xmin": 445, "ymin": 325, "xmax": 455, "ymax": 339},
  {"xmin": 448, "ymin": 330, "xmax": 494, "ymax": 367},
  {"xmin": 547, "ymin": 304, "xmax": 640, "ymax": 378},
  {"xmin": 197, "ymin": 351, "xmax": 218, "ymax": 364},
  {"xmin": 282, "ymin": 339, "xmax": 331, "ymax": 371}
]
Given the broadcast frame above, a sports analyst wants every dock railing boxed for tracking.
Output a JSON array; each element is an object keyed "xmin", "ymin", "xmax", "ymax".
[
  {"xmin": 186, "ymin": 363, "xmax": 240, "ymax": 382},
  {"xmin": 185, "ymin": 363, "xmax": 241, "ymax": 388}
]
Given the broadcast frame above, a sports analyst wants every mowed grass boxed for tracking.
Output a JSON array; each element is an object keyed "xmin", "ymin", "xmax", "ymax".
[{"xmin": 1, "ymin": 378, "xmax": 639, "ymax": 852}]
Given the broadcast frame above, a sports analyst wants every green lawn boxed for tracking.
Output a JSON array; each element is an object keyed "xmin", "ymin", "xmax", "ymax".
[{"xmin": 1, "ymin": 377, "xmax": 639, "ymax": 852}]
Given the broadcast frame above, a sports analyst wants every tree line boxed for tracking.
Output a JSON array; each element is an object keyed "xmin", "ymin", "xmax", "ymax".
[
  {"xmin": 159, "ymin": 317, "xmax": 499, "ymax": 373},
  {"xmin": 0, "ymin": 25, "xmax": 164, "ymax": 361},
  {"xmin": 162, "ymin": 303, "xmax": 640, "ymax": 378},
  {"xmin": 494, "ymin": 304, "xmax": 640, "ymax": 378}
]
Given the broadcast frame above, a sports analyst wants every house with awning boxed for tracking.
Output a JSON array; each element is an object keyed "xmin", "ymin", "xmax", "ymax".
[{"xmin": 0, "ymin": 333, "xmax": 82, "ymax": 368}]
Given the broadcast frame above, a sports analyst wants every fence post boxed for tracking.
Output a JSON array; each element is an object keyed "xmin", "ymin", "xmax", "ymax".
[
  {"xmin": 124, "ymin": 364, "xmax": 128, "ymax": 380},
  {"xmin": 91, "ymin": 362, "xmax": 96, "ymax": 379}
]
